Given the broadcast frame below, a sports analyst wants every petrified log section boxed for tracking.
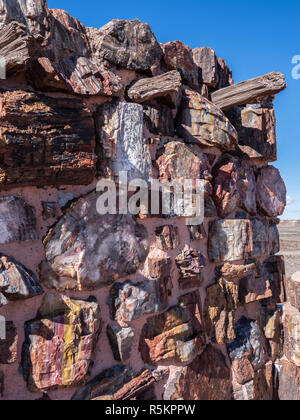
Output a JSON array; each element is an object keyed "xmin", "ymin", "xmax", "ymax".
[{"xmin": 0, "ymin": 0, "xmax": 296, "ymax": 402}]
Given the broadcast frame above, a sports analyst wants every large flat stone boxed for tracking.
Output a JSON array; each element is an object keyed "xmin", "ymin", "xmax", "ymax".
[
  {"xmin": 256, "ymin": 166, "xmax": 287, "ymax": 217},
  {"xmin": 41, "ymin": 191, "xmax": 149, "ymax": 291}
]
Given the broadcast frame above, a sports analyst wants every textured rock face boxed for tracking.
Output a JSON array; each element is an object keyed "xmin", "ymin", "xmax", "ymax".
[
  {"xmin": 155, "ymin": 225, "xmax": 179, "ymax": 250},
  {"xmin": 0, "ymin": 196, "xmax": 37, "ymax": 243},
  {"xmin": 287, "ymin": 272, "xmax": 300, "ymax": 310},
  {"xmin": 0, "ymin": 254, "xmax": 43, "ymax": 303},
  {"xmin": 193, "ymin": 47, "xmax": 219, "ymax": 88},
  {"xmin": 162, "ymin": 41, "xmax": 199, "ymax": 89},
  {"xmin": 208, "ymin": 219, "xmax": 253, "ymax": 262},
  {"xmin": 41, "ymin": 191, "xmax": 149, "ymax": 291},
  {"xmin": 177, "ymin": 88, "xmax": 238, "ymax": 151},
  {"xmin": 164, "ymin": 345, "xmax": 231, "ymax": 400},
  {"xmin": 0, "ymin": 91, "xmax": 96, "ymax": 187},
  {"xmin": 0, "ymin": 321, "xmax": 18, "ymax": 364},
  {"xmin": 107, "ymin": 325, "xmax": 134, "ymax": 362},
  {"xmin": 284, "ymin": 305, "xmax": 300, "ymax": 367},
  {"xmin": 256, "ymin": 166, "xmax": 287, "ymax": 217},
  {"xmin": 22, "ymin": 294, "xmax": 101, "ymax": 392},
  {"xmin": 72, "ymin": 365, "xmax": 156, "ymax": 401},
  {"xmin": 213, "ymin": 157, "xmax": 256, "ymax": 217},
  {"xmin": 156, "ymin": 140, "xmax": 211, "ymax": 185},
  {"xmin": 92, "ymin": 19, "xmax": 162, "ymax": 71},
  {"xmin": 108, "ymin": 277, "xmax": 171, "ymax": 324},
  {"xmin": 232, "ymin": 362, "xmax": 273, "ymax": 401},
  {"xmin": 277, "ymin": 361, "xmax": 300, "ymax": 401},
  {"xmin": 230, "ymin": 103, "xmax": 277, "ymax": 162},
  {"xmin": 175, "ymin": 246, "xmax": 206, "ymax": 290},
  {"xmin": 139, "ymin": 292, "xmax": 206, "ymax": 364},
  {"xmin": 227, "ymin": 317, "xmax": 268, "ymax": 385},
  {"xmin": 143, "ymin": 104, "xmax": 175, "ymax": 137},
  {"xmin": 97, "ymin": 99, "xmax": 152, "ymax": 181}
]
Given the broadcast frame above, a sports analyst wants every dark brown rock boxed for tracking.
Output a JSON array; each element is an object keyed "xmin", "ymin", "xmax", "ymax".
[
  {"xmin": 0, "ymin": 90, "xmax": 96, "ymax": 187},
  {"xmin": 0, "ymin": 321, "xmax": 18, "ymax": 364},
  {"xmin": 143, "ymin": 104, "xmax": 175, "ymax": 137},
  {"xmin": 148, "ymin": 257, "xmax": 172, "ymax": 280},
  {"xmin": 193, "ymin": 47, "xmax": 219, "ymax": 88},
  {"xmin": 128, "ymin": 71, "xmax": 182, "ymax": 108},
  {"xmin": 216, "ymin": 57, "xmax": 233, "ymax": 90},
  {"xmin": 232, "ymin": 362, "xmax": 274, "ymax": 400},
  {"xmin": 41, "ymin": 202, "xmax": 57, "ymax": 221},
  {"xmin": 162, "ymin": 41, "xmax": 199, "ymax": 89},
  {"xmin": 94, "ymin": 19, "xmax": 163, "ymax": 71},
  {"xmin": 175, "ymin": 246, "xmax": 206, "ymax": 289},
  {"xmin": 256, "ymin": 166, "xmax": 287, "ymax": 217},
  {"xmin": 107, "ymin": 325, "xmax": 134, "ymax": 362},
  {"xmin": 139, "ymin": 291, "xmax": 206, "ymax": 364},
  {"xmin": 261, "ymin": 256, "xmax": 286, "ymax": 304},
  {"xmin": 0, "ymin": 196, "xmax": 37, "ymax": 243},
  {"xmin": 41, "ymin": 191, "xmax": 149, "ymax": 291},
  {"xmin": 155, "ymin": 225, "xmax": 179, "ymax": 250},
  {"xmin": 177, "ymin": 88, "xmax": 238, "ymax": 151},
  {"xmin": 164, "ymin": 345, "xmax": 231, "ymax": 400},
  {"xmin": 188, "ymin": 224, "xmax": 207, "ymax": 241}
]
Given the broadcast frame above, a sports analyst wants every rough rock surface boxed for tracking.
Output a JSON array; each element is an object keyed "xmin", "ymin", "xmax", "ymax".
[
  {"xmin": 164, "ymin": 345, "xmax": 231, "ymax": 400},
  {"xmin": 108, "ymin": 277, "xmax": 171, "ymax": 324},
  {"xmin": 0, "ymin": 254, "xmax": 43, "ymax": 302},
  {"xmin": 208, "ymin": 219, "xmax": 253, "ymax": 262},
  {"xmin": 107, "ymin": 325, "xmax": 134, "ymax": 362},
  {"xmin": 155, "ymin": 225, "xmax": 179, "ymax": 250},
  {"xmin": 0, "ymin": 91, "xmax": 96, "ymax": 187},
  {"xmin": 193, "ymin": 47, "xmax": 219, "ymax": 88},
  {"xmin": 277, "ymin": 361, "xmax": 300, "ymax": 401},
  {"xmin": 232, "ymin": 362, "xmax": 273, "ymax": 401},
  {"xmin": 0, "ymin": 321, "xmax": 18, "ymax": 364},
  {"xmin": 284, "ymin": 304, "xmax": 300, "ymax": 367},
  {"xmin": 143, "ymin": 104, "xmax": 175, "ymax": 137},
  {"xmin": 287, "ymin": 272, "xmax": 300, "ymax": 310},
  {"xmin": 0, "ymin": 196, "xmax": 37, "ymax": 243},
  {"xmin": 22, "ymin": 294, "xmax": 101, "ymax": 392},
  {"xmin": 177, "ymin": 88, "xmax": 238, "ymax": 151},
  {"xmin": 139, "ymin": 292, "xmax": 206, "ymax": 364},
  {"xmin": 94, "ymin": 19, "xmax": 163, "ymax": 71},
  {"xmin": 41, "ymin": 191, "xmax": 149, "ymax": 291},
  {"xmin": 97, "ymin": 99, "xmax": 152, "ymax": 182},
  {"xmin": 175, "ymin": 246, "xmax": 206, "ymax": 289},
  {"xmin": 256, "ymin": 166, "xmax": 287, "ymax": 217}
]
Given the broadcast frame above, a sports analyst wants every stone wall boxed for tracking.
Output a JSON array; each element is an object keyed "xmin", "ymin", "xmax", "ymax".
[{"xmin": 0, "ymin": 0, "xmax": 297, "ymax": 401}]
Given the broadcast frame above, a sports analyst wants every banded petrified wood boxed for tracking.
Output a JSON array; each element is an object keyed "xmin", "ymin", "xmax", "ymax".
[{"xmin": 211, "ymin": 71, "xmax": 286, "ymax": 110}]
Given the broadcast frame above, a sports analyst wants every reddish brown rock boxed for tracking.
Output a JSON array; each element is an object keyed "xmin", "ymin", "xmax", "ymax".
[
  {"xmin": 204, "ymin": 278, "xmax": 239, "ymax": 344},
  {"xmin": 213, "ymin": 157, "xmax": 256, "ymax": 217},
  {"xmin": 164, "ymin": 345, "xmax": 231, "ymax": 400},
  {"xmin": 94, "ymin": 19, "xmax": 163, "ymax": 71},
  {"xmin": 175, "ymin": 246, "xmax": 206, "ymax": 290},
  {"xmin": 218, "ymin": 262, "xmax": 256, "ymax": 281},
  {"xmin": 108, "ymin": 277, "xmax": 171, "ymax": 323},
  {"xmin": 156, "ymin": 140, "xmax": 211, "ymax": 186},
  {"xmin": 162, "ymin": 41, "xmax": 199, "ymax": 89},
  {"xmin": 72, "ymin": 366, "xmax": 156, "ymax": 401},
  {"xmin": 0, "ymin": 321, "xmax": 18, "ymax": 364},
  {"xmin": 148, "ymin": 257, "xmax": 172, "ymax": 280},
  {"xmin": 139, "ymin": 291, "xmax": 206, "ymax": 364},
  {"xmin": 260, "ymin": 256, "xmax": 286, "ymax": 304},
  {"xmin": 232, "ymin": 362, "xmax": 274, "ymax": 400},
  {"xmin": 256, "ymin": 166, "xmax": 287, "ymax": 217},
  {"xmin": 208, "ymin": 219, "xmax": 253, "ymax": 262},
  {"xmin": 177, "ymin": 88, "xmax": 238, "ymax": 151},
  {"xmin": 188, "ymin": 223, "xmax": 207, "ymax": 241},
  {"xmin": 277, "ymin": 361, "xmax": 300, "ymax": 400},
  {"xmin": 239, "ymin": 271, "xmax": 272, "ymax": 304},
  {"xmin": 227, "ymin": 317, "xmax": 268, "ymax": 384},
  {"xmin": 155, "ymin": 225, "xmax": 179, "ymax": 250},
  {"xmin": 22, "ymin": 294, "xmax": 101, "ymax": 392},
  {"xmin": 41, "ymin": 191, "xmax": 149, "ymax": 291},
  {"xmin": 0, "ymin": 90, "xmax": 96, "ymax": 187},
  {"xmin": 287, "ymin": 272, "xmax": 300, "ymax": 311},
  {"xmin": 193, "ymin": 47, "xmax": 219, "ymax": 88},
  {"xmin": 143, "ymin": 104, "xmax": 175, "ymax": 137}
]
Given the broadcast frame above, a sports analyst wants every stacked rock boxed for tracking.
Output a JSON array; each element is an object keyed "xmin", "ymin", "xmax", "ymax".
[{"xmin": 0, "ymin": 0, "xmax": 292, "ymax": 400}]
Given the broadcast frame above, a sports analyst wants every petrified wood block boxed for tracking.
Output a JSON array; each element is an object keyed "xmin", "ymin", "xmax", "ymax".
[
  {"xmin": 22, "ymin": 294, "xmax": 102, "ymax": 392},
  {"xmin": 256, "ymin": 166, "xmax": 287, "ymax": 218},
  {"xmin": 0, "ymin": 91, "xmax": 96, "ymax": 187},
  {"xmin": 193, "ymin": 47, "xmax": 219, "ymax": 88},
  {"xmin": 0, "ymin": 321, "xmax": 18, "ymax": 364},
  {"xmin": 177, "ymin": 88, "xmax": 238, "ymax": 151},
  {"xmin": 284, "ymin": 304, "xmax": 300, "ymax": 367}
]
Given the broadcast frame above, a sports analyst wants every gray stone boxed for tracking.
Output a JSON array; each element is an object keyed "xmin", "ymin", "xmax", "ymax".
[{"xmin": 107, "ymin": 324, "xmax": 134, "ymax": 362}]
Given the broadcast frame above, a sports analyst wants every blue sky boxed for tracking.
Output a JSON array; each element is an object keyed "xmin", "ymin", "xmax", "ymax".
[{"xmin": 48, "ymin": 0, "xmax": 300, "ymax": 219}]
